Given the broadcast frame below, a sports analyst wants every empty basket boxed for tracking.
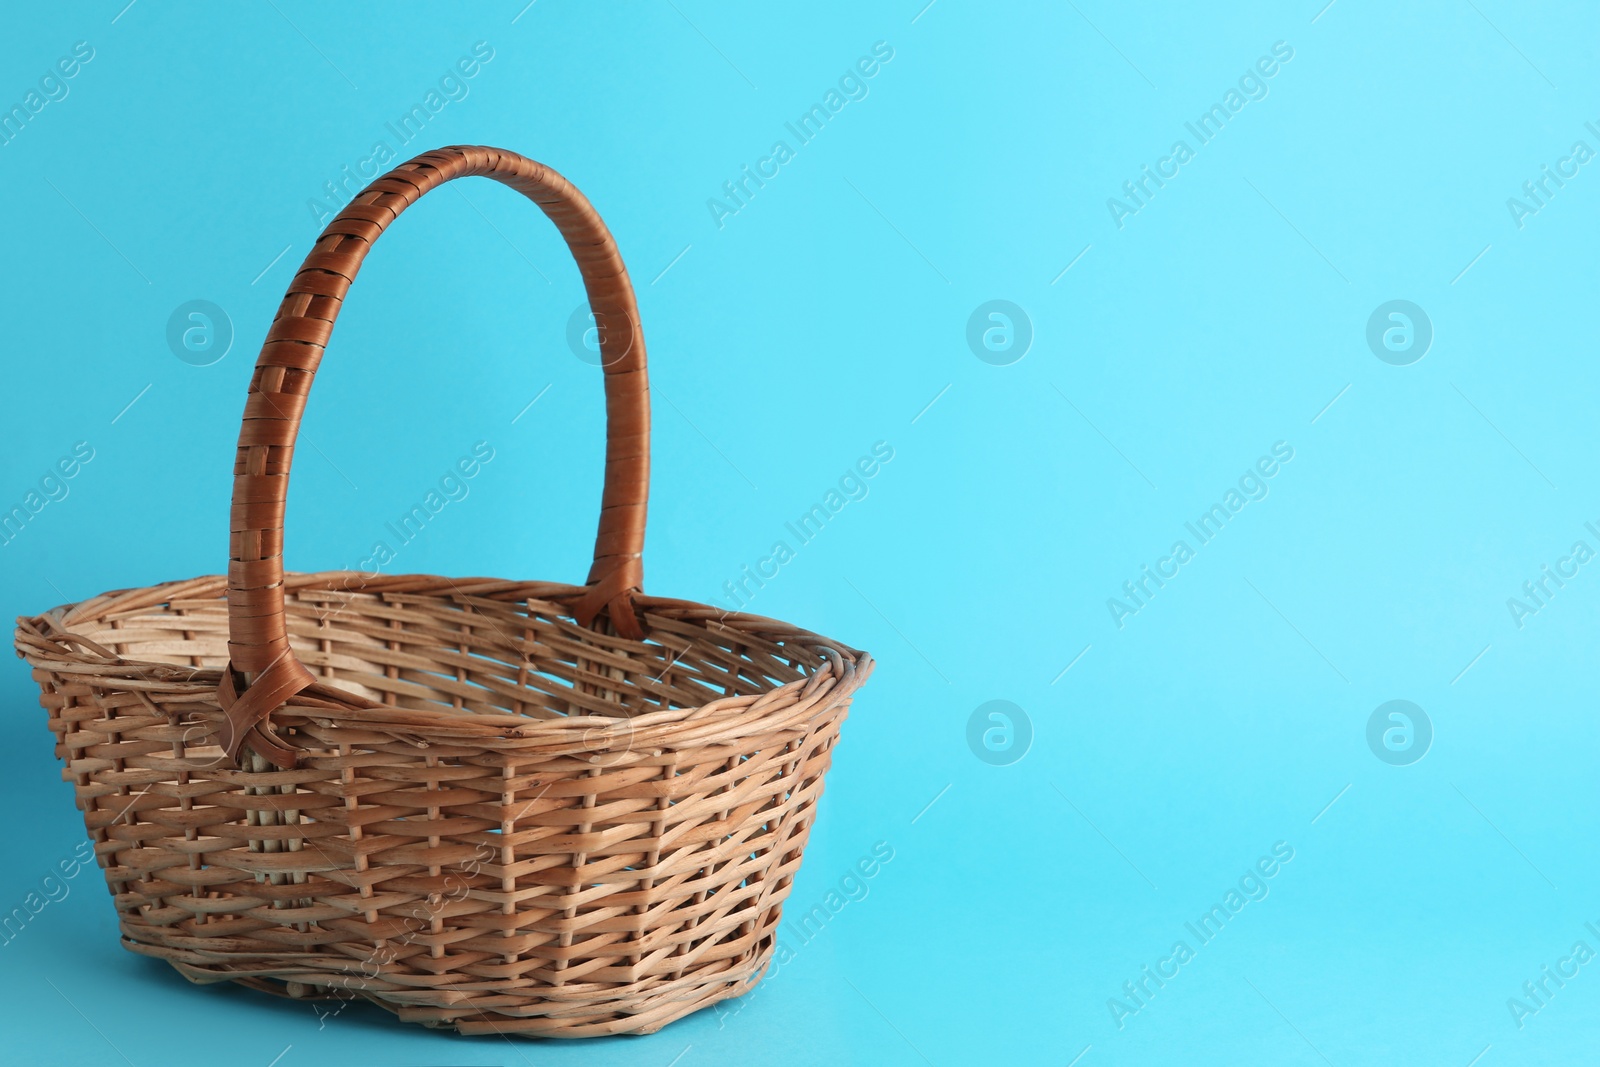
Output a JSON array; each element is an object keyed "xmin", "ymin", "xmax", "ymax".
[{"xmin": 14, "ymin": 145, "xmax": 872, "ymax": 1038}]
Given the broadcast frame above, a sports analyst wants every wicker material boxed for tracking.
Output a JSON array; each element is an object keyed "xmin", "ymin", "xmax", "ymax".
[{"xmin": 13, "ymin": 146, "xmax": 871, "ymax": 1038}]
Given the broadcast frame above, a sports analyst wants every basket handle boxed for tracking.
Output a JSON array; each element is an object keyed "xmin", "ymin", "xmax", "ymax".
[{"xmin": 218, "ymin": 145, "xmax": 650, "ymax": 766}]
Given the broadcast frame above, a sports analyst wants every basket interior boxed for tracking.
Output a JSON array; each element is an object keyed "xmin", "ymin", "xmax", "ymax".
[{"xmin": 65, "ymin": 578, "xmax": 821, "ymax": 721}]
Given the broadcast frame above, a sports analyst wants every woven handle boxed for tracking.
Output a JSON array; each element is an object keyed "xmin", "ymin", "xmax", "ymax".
[{"xmin": 218, "ymin": 145, "xmax": 650, "ymax": 765}]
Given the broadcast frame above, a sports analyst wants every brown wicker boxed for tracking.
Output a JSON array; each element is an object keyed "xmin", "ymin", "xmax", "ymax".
[{"xmin": 13, "ymin": 145, "xmax": 872, "ymax": 1038}]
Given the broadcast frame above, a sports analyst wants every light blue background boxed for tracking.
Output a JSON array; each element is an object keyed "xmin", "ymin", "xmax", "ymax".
[{"xmin": 2, "ymin": 1, "xmax": 1599, "ymax": 1064}]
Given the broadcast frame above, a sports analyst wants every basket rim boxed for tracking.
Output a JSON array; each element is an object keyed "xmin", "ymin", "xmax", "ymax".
[{"xmin": 14, "ymin": 570, "xmax": 872, "ymax": 750}]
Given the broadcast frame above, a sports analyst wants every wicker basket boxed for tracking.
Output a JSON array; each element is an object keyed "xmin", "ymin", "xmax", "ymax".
[{"xmin": 13, "ymin": 145, "xmax": 872, "ymax": 1038}]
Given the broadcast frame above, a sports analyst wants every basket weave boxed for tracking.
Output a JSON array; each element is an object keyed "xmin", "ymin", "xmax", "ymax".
[{"xmin": 13, "ymin": 146, "xmax": 871, "ymax": 1038}]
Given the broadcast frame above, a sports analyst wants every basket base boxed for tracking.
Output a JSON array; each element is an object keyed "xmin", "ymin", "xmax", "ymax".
[{"xmin": 141, "ymin": 933, "xmax": 775, "ymax": 1038}]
